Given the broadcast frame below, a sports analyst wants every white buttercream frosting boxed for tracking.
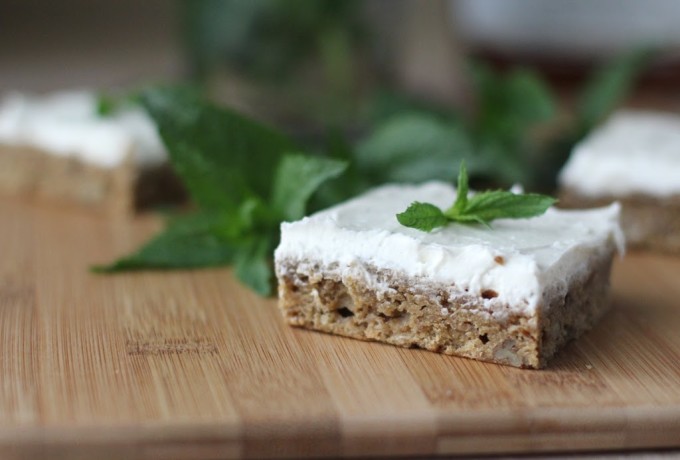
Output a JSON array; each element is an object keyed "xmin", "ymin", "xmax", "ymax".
[
  {"xmin": 0, "ymin": 90, "xmax": 166, "ymax": 168},
  {"xmin": 559, "ymin": 110, "xmax": 680, "ymax": 197},
  {"xmin": 275, "ymin": 182, "xmax": 623, "ymax": 315}
]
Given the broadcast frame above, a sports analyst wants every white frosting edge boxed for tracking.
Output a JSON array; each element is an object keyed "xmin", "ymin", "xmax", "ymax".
[
  {"xmin": 0, "ymin": 90, "xmax": 166, "ymax": 169},
  {"xmin": 559, "ymin": 110, "xmax": 680, "ymax": 198}
]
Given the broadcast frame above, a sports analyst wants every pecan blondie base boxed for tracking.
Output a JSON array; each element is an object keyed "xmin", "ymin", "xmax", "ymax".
[{"xmin": 275, "ymin": 183, "xmax": 623, "ymax": 368}]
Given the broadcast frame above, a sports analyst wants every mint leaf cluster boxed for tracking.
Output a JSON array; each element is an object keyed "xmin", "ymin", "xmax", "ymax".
[
  {"xmin": 397, "ymin": 162, "xmax": 556, "ymax": 232},
  {"xmin": 361, "ymin": 48, "xmax": 651, "ymax": 192},
  {"xmin": 94, "ymin": 87, "xmax": 346, "ymax": 295}
]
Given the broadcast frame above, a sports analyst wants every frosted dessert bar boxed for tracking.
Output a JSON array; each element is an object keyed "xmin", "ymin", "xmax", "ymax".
[
  {"xmin": 0, "ymin": 91, "xmax": 184, "ymax": 212},
  {"xmin": 559, "ymin": 110, "xmax": 680, "ymax": 252},
  {"xmin": 275, "ymin": 182, "xmax": 623, "ymax": 368}
]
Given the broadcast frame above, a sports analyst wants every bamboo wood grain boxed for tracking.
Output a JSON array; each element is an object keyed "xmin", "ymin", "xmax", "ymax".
[{"xmin": 0, "ymin": 197, "xmax": 679, "ymax": 459}]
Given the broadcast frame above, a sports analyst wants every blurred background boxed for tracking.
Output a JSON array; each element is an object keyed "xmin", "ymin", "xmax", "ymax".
[
  {"xmin": 4, "ymin": 0, "xmax": 680, "ymax": 99},
  {"xmin": 3, "ymin": 0, "xmax": 680, "ymax": 190}
]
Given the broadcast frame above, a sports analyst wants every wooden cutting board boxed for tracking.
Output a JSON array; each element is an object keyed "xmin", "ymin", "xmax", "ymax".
[{"xmin": 1, "ymin": 197, "xmax": 679, "ymax": 460}]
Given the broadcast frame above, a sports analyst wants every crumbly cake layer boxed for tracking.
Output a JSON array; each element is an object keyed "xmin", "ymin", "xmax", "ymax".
[
  {"xmin": 277, "ymin": 247, "xmax": 614, "ymax": 369},
  {"xmin": 0, "ymin": 144, "xmax": 133, "ymax": 213},
  {"xmin": 560, "ymin": 188, "xmax": 680, "ymax": 253},
  {"xmin": 0, "ymin": 145, "xmax": 183, "ymax": 213}
]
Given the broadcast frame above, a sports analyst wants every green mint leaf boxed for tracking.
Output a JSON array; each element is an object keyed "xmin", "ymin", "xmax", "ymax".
[
  {"xmin": 139, "ymin": 86, "xmax": 297, "ymax": 212},
  {"xmin": 470, "ymin": 63, "xmax": 555, "ymax": 131},
  {"xmin": 92, "ymin": 212, "xmax": 237, "ymax": 272},
  {"xmin": 309, "ymin": 128, "xmax": 371, "ymax": 210},
  {"xmin": 504, "ymin": 68, "xmax": 556, "ymax": 125},
  {"xmin": 356, "ymin": 114, "xmax": 479, "ymax": 184},
  {"xmin": 96, "ymin": 91, "xmax": 143, "ymax": 117},
  {"xmin": 463, "ymin": 191, "xmax": 557, "ymax": 222},
  {"xmin": 271, "ymin": 153, "xmax": 348, "ymax": 221},
  {"xmin": 96, "ymin": 87, "xmax": 348, "ymax": 298},
  {"xmin": 96, "ymin": 93, "xmax": 117, "ymax": 117},
  {"xmin": 396, "ymin": 202, "xmax": 448, "ymax": 232},
  {"xmin": 234, "ymin": 237, "xmax": 274, "ymax": 296},
  {"xmin": 577, "ymin": 47, "xmax": 653, "ymax": 133},
  {"xmin": 451, "ymin": 160, "xmax": 469, "ymax": 214},
  {"xmin": 367, "ymin": 89, "xmax": 459, "ymax": 124},
  {"xmin": 230, "ymin": 197, "xmax": 272, "ymax": 236},
  {"xmin": 467, "ymin": 62, "xmax": 556, "ymax": 187},
  {"xmin": 399, "ymin": 162, "xmax": 556, "ymax": 231}
]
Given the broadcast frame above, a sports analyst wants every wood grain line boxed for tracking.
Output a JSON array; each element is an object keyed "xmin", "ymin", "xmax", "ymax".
[{"xmin": 0, "ymin": 201, "xmax": 39, "ymax": 425}]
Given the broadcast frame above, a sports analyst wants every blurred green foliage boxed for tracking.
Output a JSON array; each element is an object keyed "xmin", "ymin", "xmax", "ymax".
[
  {"xmin": 182, "ymin": 0, "xmax": 362, "ymax": 81},
  {"xmin": 351, "ymin": 49, "xmax": 652, "ymax": 193},
  {"xmin": 179, "ymin": 1, "xmax": 651, "ymax": 194},
  {"xmin": 181, "ymin": 0, "xmax": 365, "ymax": 124},
  {"xmin": 577, "ymin": 48, "xmax": 654, "ymax": 135}
]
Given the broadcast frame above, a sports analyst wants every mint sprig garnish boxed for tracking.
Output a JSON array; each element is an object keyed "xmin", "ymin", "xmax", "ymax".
[
  {"xmin": 94, "ymin": 87, "xmax": 346, "ymax": 295},
  {"xmin": 397, "ymin": 162, "xmax": 556, "ymax": 232}
]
